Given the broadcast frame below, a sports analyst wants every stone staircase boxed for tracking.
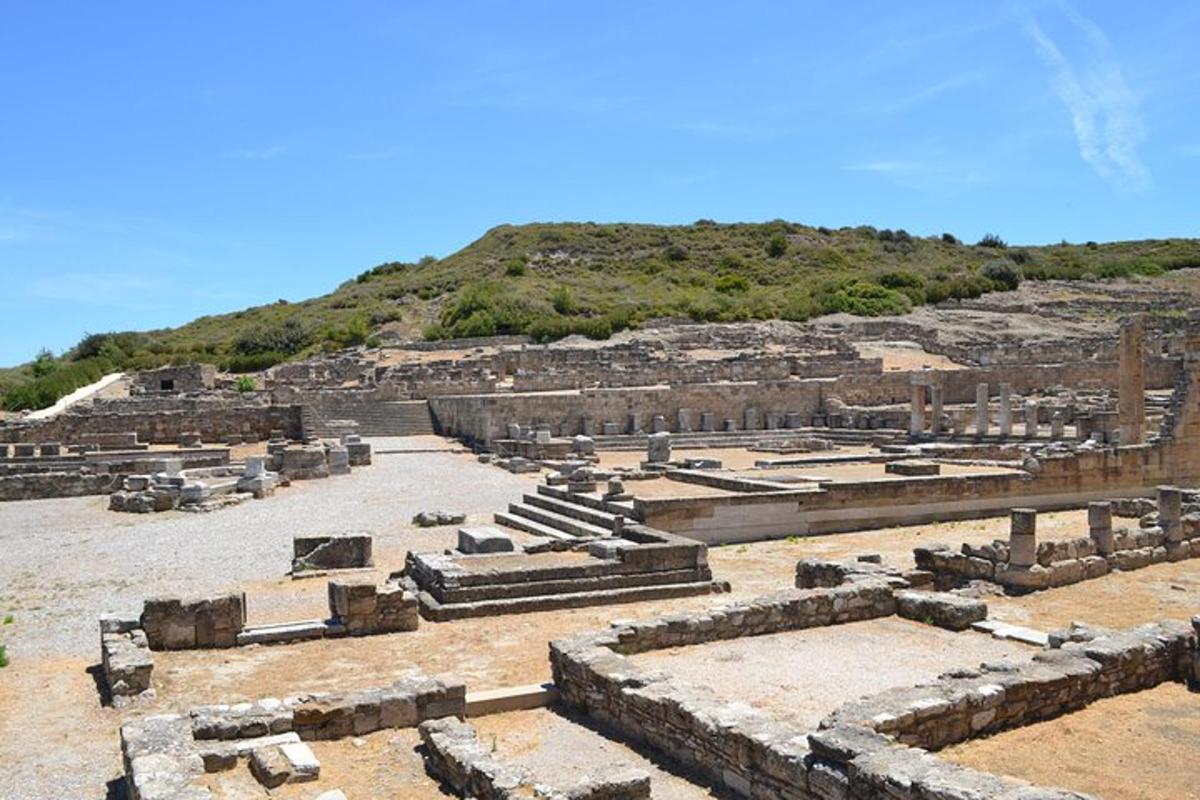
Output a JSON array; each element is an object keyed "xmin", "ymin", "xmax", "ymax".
[
  {"xmin": 302, "ymin": 399, "xmax": 437, "ymax": 438},
  {"xmin": 494, "ymin": 484, "xmax": 621, "ymax": 541}
]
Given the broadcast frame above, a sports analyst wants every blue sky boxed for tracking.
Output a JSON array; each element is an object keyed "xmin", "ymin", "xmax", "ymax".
[{"xmin": 1, "ymin": 1, "xmax": 1198, "ymax": 365}]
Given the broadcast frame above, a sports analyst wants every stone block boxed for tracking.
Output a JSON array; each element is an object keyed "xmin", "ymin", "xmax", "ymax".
[
  {"xmin": 292, "ymin": 534, "xmax": 373, "ymax": 572},
  {"xmin": 895, "ymin": 590, "xmax": 986, "ymax": 631},
  {"xmin": 885, "ymin": 460, "xmax": 940, "ymax": 476},
  {"xmin": 458, "ymin": 526, "xmax": 514, "ymax": 554},
  {"xmin": 646, "ymin": 431, "xmax": 671, "ymax": 464}
]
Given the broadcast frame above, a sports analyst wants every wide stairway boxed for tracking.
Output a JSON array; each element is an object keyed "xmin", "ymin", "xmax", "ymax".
[
  {"xmin": 494, "ymin": 484, "xmax": 621, "ymax": 541},
  {"xmin": 303, "ymin": 399, "xmax": 437, "ymax": 438}
]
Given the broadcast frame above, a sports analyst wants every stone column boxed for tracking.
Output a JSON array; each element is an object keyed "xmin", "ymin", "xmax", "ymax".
[
  {"xmin": 676, "ymin": 408, "xmax": 693, "ymax": 433},
  {"xmin": 909, "ymin": 382, "xmax": 926, "ymax": 437},
  {"xmin": 651, "ymin": 415, "xmax": 668, "ymax": 433},
  {"xmin": 998, "ymin": 383, "xmax": 1012, "ymax": 438},
  {"xmin": 930, "ymin": 385, "xmax": 945, "ymax": 435},
  {"xmin": 1050, "ymin": 410, "xmax": 1064, "ymax": 439},
  {"xmin": 1088, "ymin": 501, "xmax": 1114, "ymax": 556},
  {"xmin": 1024, "ymin": 400, "xmax": 1039, "ymax": 438},
  {"xmin": 700, "ymin": 412, "xmax": 715, "ymax": 432},
  {"xmin": 1158, "ymin": 485, "xmax": 1183, "ymax": 549},
  {"xmin": 1118, "ymin": 314, "xmax": 1146, "ymax": 446},
  {"xmin": 628, "ymin": 412, "xmax": 643, "ymax": 435},
  {"xmin": 1009, "ymin": 508, "xmax": 1038, "ymax": 568},
  {"xmin": 743, "ymin": 408, "xmax": 760, "ymax": 431},
  {"xmin": 975, "ymin": 383, "xmax": 989, "ymax": 437}
]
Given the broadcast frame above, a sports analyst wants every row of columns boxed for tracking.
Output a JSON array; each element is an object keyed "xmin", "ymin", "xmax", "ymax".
[{"xmin": 912, "ymin": 379, "xmax": 1065, "ymax": 439}]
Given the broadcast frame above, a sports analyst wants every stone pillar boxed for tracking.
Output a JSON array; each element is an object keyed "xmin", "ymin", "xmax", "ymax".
[
  {"xmin": 975, "ymin": 383, "xmax": 989, "ymax": 437},
  {"xmin": 244, "ymin": 456, "xmax": 267, "ymax": 478},
  {"xmin": 1008, "ymin": 508, "xmax": 1038, "ymax": 568},
  {"xmin": 700, "ymin": 412, "xmax": 715, "ymax": 432},
  {"xmin": 676, "ymin": 408, "xmax": 693, "ymax": 433},
  {"xmin": 1050, "ymin": 410, "xmax": 1064, "ymax": 439},
  {"xmin": 1088, "ymin": 501, "xmax": 1114, "ymax": 556},
  {"xmin": 1158, "ymin": 485, "xmax": 1183, "ymax": 547},
  {"xmin": 1118, "ymin": 314, "xmax": 1146, "ymax": 446},
  {"xmin": 930, "ymin": 385, "xmax": 944, "ymax": 435},
  {"xmin": 743, "ymin": 408, "xmax": 760, "ymax": 431},
  {"xmin": 998, "ymin": 383, "xmax": 1012, "ymax": 438},
  {"xmin": 909, "ymin": 382, "xmax": 926, "ymax": 437},
  {"xmin": 628, "ymin": 412, "xmax": 642, "ymax": 435},
  {"xmin": 646, "ymin": 432, "xmax": 671, "ymax": 464},
  {"xmin": 651, "ymin": 415, "xmax": 668, "ymax": 433},
  {"xmin": 1025, "ymin": 400, "xmax": 1039, "ymax": 438},
  {"xmin": 580, "ymin": 416, "xmax": 596, "ymax": 437}
]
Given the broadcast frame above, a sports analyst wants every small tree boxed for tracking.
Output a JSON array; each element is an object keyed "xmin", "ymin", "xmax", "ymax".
[
  {"xmin": 977, "ymin": 233, "xmax": 1007, "ymax": 249},
  {"xmin": 766, "ymin": 233, "xmax": 788, "ymax": 258}
]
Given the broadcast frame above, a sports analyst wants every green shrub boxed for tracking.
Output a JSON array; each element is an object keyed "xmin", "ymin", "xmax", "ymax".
[
  {"xmin": 664, "ymin": 244, "xmax": 689, "ymax": 262},
  {"xmin": 941, "ymin": 232, "xmax": 959, "ymax": 244},
  {"xmin": 0, "ymin": 643, "xmax": 8, "ymax": 668},
  {"xmin": 766, "ymin": 233, "xmax": 788, "ymax": 258},
  {"xmin": 981, "ymin": 259, "xmax": 1022, "ymax": 290},
  {"xmin": 977, "ymin": 233, "xmax": 1007, "ymax": 249},
  {"xmin": 232, "ymin": 319, "xmax": 310, "ymax": 356},
  {"xmin": 504, "ymin": 257, "xmax": 527, "ymax": 276},
  {"xmin": 221, "ymin": 351, "xmax": 289, "ymax": 373},
  {"xmin": 551, "ymin": 286, "xmax": 578, "ymax": 314},
  {"xmin": 323, "ymin": 316, "xmax": 371, "ymax": 349},
  {"xmin": 235, "ymin": 376, "xmax": 255, "ymax": 392},
  {"xmin": 715, "ymin": 274, "xmax": 750, "ymax": 293},
  {"xmin": 819, "ymin": 281, "xmax": 911, "ymax": 317},
  {"xmin": 1, "ymin": 356, "xmax": 114, "ymax": 411}
]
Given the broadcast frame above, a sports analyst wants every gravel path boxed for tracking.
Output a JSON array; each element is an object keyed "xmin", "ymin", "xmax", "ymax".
[{"xmin": 0, "ymin": 441, "xmax": 534, "ymax": 800}]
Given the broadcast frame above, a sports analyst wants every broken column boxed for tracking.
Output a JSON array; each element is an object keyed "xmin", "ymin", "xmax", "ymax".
[
  {"xmin": 676, "ymin": 408, "xmax": 693, "ymax": 433},
  {"xmin": 1118, "ymin": 314, "xmax": 1146, "ymax": 445},
  {"xmin": 1008, "ymin": 508, "xmax": 1038, "ymax": 568},
  {"xmin": 1159, "ymin": 485, "xmax": 1184, "ymax": 558},
  {"xmin": 909, "ymin": 378, "xmax": 927, "ymax": 437},
  {"xmin": 1088, "ymin": 501, "xmax": 1115, "ymax": 556},
  {"xmin": 998, "ymin": 384, "xmax": 1012, "ymax": 438},
  {"xmin": 1025, "ymin": 400, "xmax": 1039, "ymax": 438},
  {"xmin": 646, "ymin": 432, "xmax": 671, "ymax": 464},
  {"xmin": 975, "ymin": 383, "xmax": 989, "ymax": 436},
  {"xmin": 1050, "ymin": 409, "xmax": 1065, "ymax": 439}
]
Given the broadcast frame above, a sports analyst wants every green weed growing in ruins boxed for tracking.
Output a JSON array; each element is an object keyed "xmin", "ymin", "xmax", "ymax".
[{"xmin": 0, "ymin": 643, "xmax": 8, "ymax": 668}]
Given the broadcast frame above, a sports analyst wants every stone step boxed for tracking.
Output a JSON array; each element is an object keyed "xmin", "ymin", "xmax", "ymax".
[
  {"xmin": 416, "ymin": 580, "xmax": 729, "ymax": 621},
  {"xmin": 523, "ymin": 492, "xmax": 618, "ymax": 529},
  {"xmin": 970, "ymin": 619, "xmax": 1050, "ymax": 647},
  {"xmin": 465, "ymin": 683, "xmax": 558, "ymax": 717},
  {"xmin": 493, "ymin": 511, "xmax": 577, "ymax": 541},
  {"xmin": 506, "ymin": 502, "xmax": 611, "ymax": 538},
  {"xmin": 236, "ymin": 619, "xmax": 333, "ymax": 646}
]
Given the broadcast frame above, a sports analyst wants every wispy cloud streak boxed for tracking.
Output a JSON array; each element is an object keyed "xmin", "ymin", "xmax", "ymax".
[{"xmin": 1026, "ymin": 9, "xmax": 1150, "ymax": 192}]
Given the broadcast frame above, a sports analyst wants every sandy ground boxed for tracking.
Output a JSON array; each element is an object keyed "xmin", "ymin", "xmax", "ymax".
[
  {"xmin": 943, "ymin": 682, "xmax": 1200, "ymax": 800},
  {"xmin": 197, "ymin": 727, "xmax": 454, "ymax": 800},
  {"xmin": 630, "ymin": 619, "xmax": 1031, "ymax": 731},
  {"xmin": 473, "ymin": 707, "xmax": 729, "ymax": 799}
]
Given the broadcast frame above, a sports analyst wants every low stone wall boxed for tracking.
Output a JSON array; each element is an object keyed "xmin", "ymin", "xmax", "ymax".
[
  {"xmin": 99, "ymin": 614, "xmax": 154, "ymax": 706},
  {"xmin": 0, "ymin": 471, "xmax": 118, "ymax": 501},
  {"xmin": 419, "ymin": 716, "xmax": 650, "ymax": 800},
  {"xmin": 141, "ymin": 593, "xmax": 246, "ymax": 650},
  {"xmin": 292, "ymin": 534, "xmax": 373, "ymax": 573},
  {"xmin": 823, "ymin": 619, "xmax": 1195, "ymax": 750},
  {"xmin": 551, "ymin": 587, "xmax": 1198, "ymax": 800},
  {"xmin": 2, "ymin": 398, "xmax": 303, "ymax": 445},
  {"xmin": 120, "ymin": 672, "xmax": 465, "ymax": 800},
  {"xmin": 327, "ymin": 579, "xmax": 419, "ymax": 635}
]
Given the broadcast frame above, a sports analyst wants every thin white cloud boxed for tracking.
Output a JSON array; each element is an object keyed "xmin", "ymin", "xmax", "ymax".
[
  {"xmin": 1026, "ymin": 10, "xmax": 1150, "ymax": 192},
  {"xmin": 848, "ymin": 159, "xmax": 987, "ymax": 192},
  {"xmin": 865, "ymin": 69, "xmax": 989, "ymax": 116},
  {"xmin": 228, "ymin": 145, "xmax": 286, "ymax": 160}
]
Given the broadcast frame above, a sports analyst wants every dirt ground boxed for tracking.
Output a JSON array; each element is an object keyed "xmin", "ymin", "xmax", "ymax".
[
  {"xmin": 943, "ymin": 682, "xmax": 1200, "ymax": 800},
  {"xmin": 630, "ymin": 619, "xmax": 1031, "ymax": 731},
  {"xmin": 472, "ymin": 707, "xmax": 728, "ymax": 799},
  {"xmin": 197, "ymin": 727, "xmax": 454, "ymax": 800}
]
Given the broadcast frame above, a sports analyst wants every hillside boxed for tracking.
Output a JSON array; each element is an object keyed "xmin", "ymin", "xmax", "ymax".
[{"xmin": 4, "ymin": 219, "xmax": 1200, "ymax": 409}]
